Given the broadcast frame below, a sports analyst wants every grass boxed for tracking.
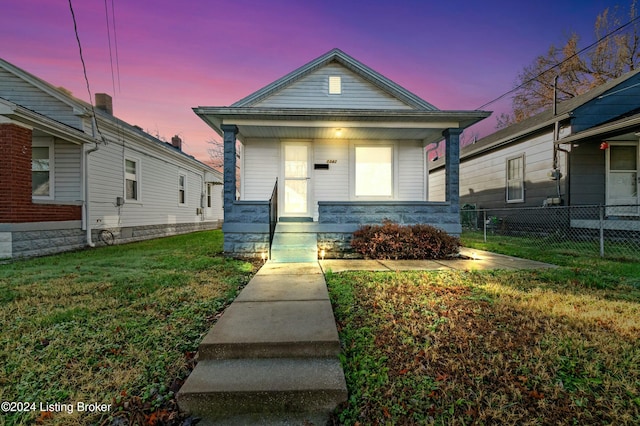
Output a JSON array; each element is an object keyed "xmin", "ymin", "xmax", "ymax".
[
  {"xmin": 327, "ymin": 235, "xmax": 640, "ymax": 425},
  {"xmin": 0, "ymin": 230, "xmax": 258, "ymax": 426}
]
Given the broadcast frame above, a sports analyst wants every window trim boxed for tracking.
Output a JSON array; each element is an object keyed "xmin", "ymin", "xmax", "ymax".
[
  {"xmin": 124, "ymin": 157, "xmax": 141, "ymax": 202},
  {"xmin": 32, "ymin": 138, "xmax": 55, "ymax": 200},
  {"xmin": 506, "ymin": 154, "xmax": 525, "ymax": 203},
  {"xmin": 178, "ymin": 172, "xmax": 187, "ymax": 206},
  {"xmin": 350, "ymin": 143, "xmax": 395, "ymax": 200}
]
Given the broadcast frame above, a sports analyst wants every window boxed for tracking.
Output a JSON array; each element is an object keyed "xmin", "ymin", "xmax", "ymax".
[
  {"xmin": 207, "ymin": 183, "xmax": 212, "ymax": 208},
  {"xmin": 329, "ymin": 76, "xmax": 342, "ymax": 94},
  {"xmin": 32, "ymin": 144, "xmax": 53, "ymax": 198},
  {"xmin": 178, "ymin": 173, "xmax": 186, "ymax": 205},
  {"xmin": 355, "ymin": 146, "xmax": 393, "ymax": 197},
  {"xmin": 506, "ymin": 155, "xmax": 524, "ymax": 203},
  {"xmin": 125, "ymin": 158, "xmax": 139, "ymax": 201}
]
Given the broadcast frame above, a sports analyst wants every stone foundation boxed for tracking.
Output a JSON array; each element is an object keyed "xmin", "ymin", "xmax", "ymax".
[
  {"xmin": 92, "ymin": 221, "xmax": 221, "ymax": 247},
  {"xmin": 0, "ymin": 221, "xmax": 85, "ymax": 259},
  {"xmin": 0, "ymin": 220, "xmax": 221, "ymax": 260}
]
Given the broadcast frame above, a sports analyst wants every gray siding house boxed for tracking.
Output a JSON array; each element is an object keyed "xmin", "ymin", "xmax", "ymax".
[
  {"xmin": 194, "ymin": 49, "xmax": 490, "ymax": 259},
  {"xmin": 0, "ymin": 58, "xmax": 223, "ymax": 259},
  {"xmin": 429, "ymin": 68, "xmax": 640, "ymax": 230}
]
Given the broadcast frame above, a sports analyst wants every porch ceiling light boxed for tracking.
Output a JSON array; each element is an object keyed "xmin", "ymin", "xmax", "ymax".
[{"xmin": 335, "ymin": 128, "xmax": 342, "ymax": 137}]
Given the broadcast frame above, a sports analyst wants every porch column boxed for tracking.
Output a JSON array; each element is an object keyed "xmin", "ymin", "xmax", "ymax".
[
  {"xmin": 443, "ymin": 128, "xmax": 463, "ymax": 206},
  {"xmin": 221, "ymin": 124, "xmax": 238, "ymax": 219}
]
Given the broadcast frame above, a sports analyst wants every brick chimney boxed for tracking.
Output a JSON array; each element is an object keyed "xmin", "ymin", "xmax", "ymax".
[
  {"xmin": 95, "ymin": 93, "xmax": 113, "ymax": 115},
  {"xmin": 171, "ymin": 135, "xmax": 182, "ymax": 151}
]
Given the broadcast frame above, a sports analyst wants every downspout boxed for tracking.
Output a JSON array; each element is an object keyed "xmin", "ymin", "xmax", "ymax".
[
  {"xmin": 551, "ymin": 75, "xmax": 571, "ymax": 204},
  {"xmin": 424, "ymin": 141, "xmax": 440, "ymax": 200},
  {"xmin": 84, "ymin": 115, "xmax": 101, "ymax": 247}
]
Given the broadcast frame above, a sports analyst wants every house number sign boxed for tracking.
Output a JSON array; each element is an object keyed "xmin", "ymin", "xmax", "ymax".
[{"xmin": 326, "ymin": 160, "xmax": 337, "ymax": 163}]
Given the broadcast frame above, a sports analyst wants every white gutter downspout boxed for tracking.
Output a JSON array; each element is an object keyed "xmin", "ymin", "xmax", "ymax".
[
  {"xmin": 84, "ymin": 115, "xmax": 101, "ymax": 247},
  {"xmin": 424, "ymin": 141, "xmax": 441, "ymax": 200}
]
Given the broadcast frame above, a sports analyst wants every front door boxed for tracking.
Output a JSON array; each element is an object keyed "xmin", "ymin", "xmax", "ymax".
[
  {"xmin": 606, "ymin": 142, "xmax": 639, "ymax": 216},
  {"xmin": 282, "ymin": 143, "xmax": 311, "ymax": 218}
]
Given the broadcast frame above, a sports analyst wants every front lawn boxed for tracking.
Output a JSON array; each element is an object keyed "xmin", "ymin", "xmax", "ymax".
[
  {"xmin": 327, "ymin": 265, "xmax": 640, "ymax": 424},
  {"xmin": 0, "ymin": 230, "xmax": 257, "ymax": 425}
]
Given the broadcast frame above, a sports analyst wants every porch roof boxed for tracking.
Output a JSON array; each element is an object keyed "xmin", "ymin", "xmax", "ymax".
[{"xmin": 193, "ymin": 107, "xmax": 490, "ymax": 144}]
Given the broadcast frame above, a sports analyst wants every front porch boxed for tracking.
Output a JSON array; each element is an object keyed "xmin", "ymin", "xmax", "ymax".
[{"xmin": 194, "ymin": 49, "xmax": 490, "ymax": 259}]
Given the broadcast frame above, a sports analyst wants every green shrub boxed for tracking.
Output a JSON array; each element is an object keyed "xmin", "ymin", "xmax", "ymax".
[{"xmin": 350, "ymin": 221, "xmax": 459, "ymax": 260}]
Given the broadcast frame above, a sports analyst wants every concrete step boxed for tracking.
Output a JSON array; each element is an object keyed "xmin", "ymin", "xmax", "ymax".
[
  {"xmin": 177, "ymin": 357, "xmax": 347, "ymax": 423},
  {"xmin": 271, "ymin": 231, "xmax": 318, "ymax": 263},
  {"xmin": 198, "ymin": 300, "xmax": 340, "ymax": 359}
]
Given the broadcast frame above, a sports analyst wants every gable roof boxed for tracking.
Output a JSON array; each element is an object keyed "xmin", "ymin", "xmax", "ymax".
[{"xmin": 231, "ymin": 48, "xmax": 438, "ymax": 110}]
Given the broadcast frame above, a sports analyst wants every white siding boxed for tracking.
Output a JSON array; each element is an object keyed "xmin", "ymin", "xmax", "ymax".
[
  {"xmin": 0, "ymin": 68, "xmax": 82, "ymax": 128},
  {"xmin": 53, "ymin": 139, "xmax": 82, "ymax": 202},
  {"xmin": 398, "ymin": 142, "xmax": 424, "ymax": 200},
  {"xmin": 242, "ymin": 138, "xmax": 280, "ymax": 200},
  {"xmin": 87, "ymin": 133, "xmax": 215, "ymax": 229},
  {"xmin": 242, "ymin": 138, "xmax": 426, "ymax": 220},
  {"xmin": 428, "ymin": 131, "xmax": 564, "ymax": 206},
  {"xmin": 254, "ymin": 63, "xmax": 413, "ymax": 110}
]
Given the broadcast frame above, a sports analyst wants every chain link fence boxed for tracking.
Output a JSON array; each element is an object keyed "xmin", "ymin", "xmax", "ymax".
[{"xmin": 461, "ymin": 204, "xmax": 640, "ymax": 259}]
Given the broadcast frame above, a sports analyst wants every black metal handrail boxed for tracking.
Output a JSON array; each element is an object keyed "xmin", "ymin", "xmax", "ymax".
[{"xmin": 268, "ymin": 179, "xmax": 278, "ymax": 258}]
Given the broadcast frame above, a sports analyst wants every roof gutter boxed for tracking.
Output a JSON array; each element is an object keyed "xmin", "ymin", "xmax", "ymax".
[{"xmin": 555, "ymin": 114, "xmax": 640, "ymax": 144}]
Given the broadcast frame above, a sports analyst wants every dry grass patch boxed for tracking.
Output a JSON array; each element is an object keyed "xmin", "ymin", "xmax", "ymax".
[{"xmin": 328, "ymin": 270, "xmax": 640, "ymax": 425}]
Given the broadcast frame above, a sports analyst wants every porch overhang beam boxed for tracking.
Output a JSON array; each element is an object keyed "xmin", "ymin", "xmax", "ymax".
[{"xmin": 221, "ymin": 118, "xmax": 460, "ymax": 129}]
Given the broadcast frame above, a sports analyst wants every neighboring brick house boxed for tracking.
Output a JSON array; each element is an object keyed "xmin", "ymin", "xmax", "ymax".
[{"xmin": 1, "ymin": 58, "xmax": 223, "ymax": 259}]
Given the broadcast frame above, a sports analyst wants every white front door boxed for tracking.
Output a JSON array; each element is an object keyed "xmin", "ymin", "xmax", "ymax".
[
  {"xmin": 282, "ymin": 143, "xmax": 311, "ymax": 218},
  {"xmin": 606, "ymin": 142, "xmax": 639, "ymax": 216}
]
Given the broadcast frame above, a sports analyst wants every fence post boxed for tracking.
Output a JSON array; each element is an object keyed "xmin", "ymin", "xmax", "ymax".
[
  {"xmin": 599, "ymin": 205, "xmax": 605, "ymax": 257},
  {"xmin": 483, "ymin": 210, "xmax": 487, "ymax": 242}
]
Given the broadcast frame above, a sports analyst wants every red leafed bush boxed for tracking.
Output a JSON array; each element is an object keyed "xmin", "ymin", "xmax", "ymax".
[{"xmin": 350, "ymin": 220, "xmax": 459, "ymax": 260}]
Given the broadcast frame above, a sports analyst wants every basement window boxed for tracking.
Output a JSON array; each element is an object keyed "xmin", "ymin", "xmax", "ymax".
[{"xmin": 329, "ymin": 76, "xmax": 342, "ymax": 94}]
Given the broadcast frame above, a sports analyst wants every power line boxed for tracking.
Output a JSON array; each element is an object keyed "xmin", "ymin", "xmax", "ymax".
[
  {"xmin": 476, "ymin": 13, "xmax": 640, "ymax": 110},
  {"xmin": 68, "ymin": 0, "xmax": 104, "ymax": 141},
  {"xmin": 111, "ymin": 0, "xmax": 121, "ymax": 93},
  {"xmin": 104, "ymin": 0, "xmax": 116, "ymax": 96}
]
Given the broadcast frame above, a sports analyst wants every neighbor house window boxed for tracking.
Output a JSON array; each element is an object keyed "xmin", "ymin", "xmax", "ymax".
[
  {"xmin": 125, "ymin": 158, "xmax": 139, "ymax": 201},
  {"xmin": 506, "ymin": 155, "xmax": 524, "ymax": 203},
  {"xmin": 178, "ymin": 173, "xmax": 186, "ymax": 205},
  {"xmin": 355, "ymin": 146, "xmax": 393, "ymax": 197},
  {"xmin": 32, "ymin": 142, "xmax": 53, "ymax": 199},
  {"xmin": 329, "ymin": 76, "xmax": 342, "ymax": 94}
]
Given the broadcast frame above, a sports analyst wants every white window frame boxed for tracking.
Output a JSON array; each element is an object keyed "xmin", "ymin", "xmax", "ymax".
[
  {"xmin": 350, "ymin": 143, "xmax": 395, "ymax": 200},
  {"xmin": 124, "ymin": 157, "xmax": 141, "ymax": 202},
  {"xmin": 506, "ymin": 154, "xmax": 525, "ymax": 203},
  {"xmin": 32, "ymin": 138, "xmax": 54, "ymax": 200},
  {"xmin": 178, "ymin": 172, "xmax": 187, "ymax": 206},
  {"xmin": 329, "ymin": 75, "xmax": 342, "ymax": 95}
]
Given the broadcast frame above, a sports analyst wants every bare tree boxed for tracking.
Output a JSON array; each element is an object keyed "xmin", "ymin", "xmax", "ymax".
[
  {"xmin": 208, "ymin": 137, "xmax": 242, "ymax": 195},
  {"xmin": 499, "ymin": 1, "xmax": 640, "ymax": 128}
]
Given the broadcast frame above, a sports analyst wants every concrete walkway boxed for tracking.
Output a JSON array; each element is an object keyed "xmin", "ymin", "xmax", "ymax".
[
  {"xmin": 177, "ymin": 250, "xmax": 555, "ymax": 424},
  {"xmin": 177, "ymin": 261, "xmax": 347, "ymax": 425},
  {"xmin": 319, "ymin": 248, "xmax": 556, "ymax": 273}
]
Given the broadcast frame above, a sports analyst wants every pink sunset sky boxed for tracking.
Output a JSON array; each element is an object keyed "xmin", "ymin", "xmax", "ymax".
[{"xmin": 0, "ymin": 0, "xmax": 624, "ymax": 163}]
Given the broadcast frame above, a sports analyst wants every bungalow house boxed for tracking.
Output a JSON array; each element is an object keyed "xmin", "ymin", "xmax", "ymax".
[
  {"xmin": 429, "ymin": 68, "xmax": 640, "ymax": 231},
  {"xmin": 194, "ymin": 49, "xmax": 490, "ymax": 260},
  {"xmin": 0, "ymin": 58, "xmax": 223, "ymax": 259}
]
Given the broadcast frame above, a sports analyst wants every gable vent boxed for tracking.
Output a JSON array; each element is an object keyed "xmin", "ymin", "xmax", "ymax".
[{"xmin": 329, "ymin": 76, "xmax": 342, "ymax": 94}]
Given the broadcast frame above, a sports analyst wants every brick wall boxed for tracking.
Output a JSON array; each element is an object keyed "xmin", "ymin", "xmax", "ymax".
[{"xmin": 0, "ymin": 123, "xmax": 82, "ymax": 223}]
